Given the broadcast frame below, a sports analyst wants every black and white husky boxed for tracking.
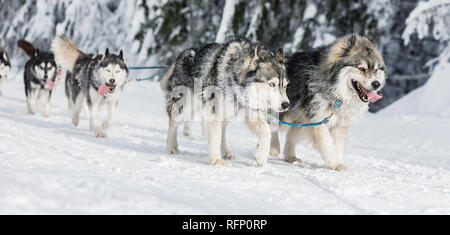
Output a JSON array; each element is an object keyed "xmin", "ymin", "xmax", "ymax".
[
  {"xmin": 0, "ymin": 50, "xmax": 11, "ymax": 96},
  {"xmin": 18, "ymin": 40, "xmax": 57, "ymax": 117},
  {"xmin": 271, "ymin": 35, "xmax": 387, "ymax": 171},
  {"xmin": 51, "ymin": 37, "xmax": 129, "ymax": 137},
  {"xmin": 161, "ymin": 37, "xmax": 289, "ymax": 166}
]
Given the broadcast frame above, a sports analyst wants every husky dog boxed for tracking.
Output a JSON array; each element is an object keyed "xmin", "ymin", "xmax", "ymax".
[
  {"xmin": 18, "ymin": 40, "xmax": 57, "ymax": 117},
  {"xmin": 51, "ymin": 37, "xmax": 128, "ymax": 137},
  {"xmin": 0, "ymin": 50, "xmax": 11, "ymax": 96},
  {"xmin": 161, "ymin": 37, "xmax": 289, "ymax": 166},
  {"xmin": 271, "ymin": 34, "xmax": 386, "ymax": 171}
]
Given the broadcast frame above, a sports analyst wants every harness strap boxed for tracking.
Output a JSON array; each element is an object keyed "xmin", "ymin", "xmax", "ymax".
[
  {"xmin": 268, "ymin": 113, "xmax": 334, "ymax": 127},
  {"xmin": 269, "ymin": 99, "xmax": 342, "ymax": 128}
]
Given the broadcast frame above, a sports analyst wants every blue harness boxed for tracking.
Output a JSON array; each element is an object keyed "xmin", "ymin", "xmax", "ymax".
[{"xmin": 268, "ymin": 99, "xmax": 343, "ymax": 127}]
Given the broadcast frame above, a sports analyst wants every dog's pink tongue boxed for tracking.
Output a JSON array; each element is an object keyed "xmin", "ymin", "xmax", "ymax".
[
  {"xmin": 367, "ymin": 91, "xmax": 383, "ymax": 103},
  {"xmin": 46, "ymin": 79, "xmax": 55, "ymax": 89},
  {"xmin": 360, "ymin": 86, "xmax": 383, "ymax": 103},
  {"xmin": 98, "ymin": 84, "xmax": 110, "ymax": 95}
]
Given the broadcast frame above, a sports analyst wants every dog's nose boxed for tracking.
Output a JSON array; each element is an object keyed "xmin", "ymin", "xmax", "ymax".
[
  {"xmin": 44, "ymin": 75, "xmax": 48, "ymax": 79},
  {"xmin": 281, "ymin": 102, "xmax": 290, "ymax": 111},
  {"xmin": 109, "ymin": 79, "xmax": 115, "ymax": 84},
  {"xmin": 372, "ymin": 81, "xmax": 381, "ymax": 89}
]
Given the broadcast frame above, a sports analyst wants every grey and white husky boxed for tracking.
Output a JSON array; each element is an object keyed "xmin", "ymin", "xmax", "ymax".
[
  {"xmin": 161, "ymin": 37, "xmax": 289, "ymax": 166},
  {"xmin": 0, "ymin": 50, "xmax": 11, "ymax": 96},
  {"xmin": 51, "ymin": 37, "xmax": 129, "ymax": 137},
  {"xmin": 18, "ymin": 40, "xmax": 57, "ymax": 117},
  {"xmin": 271, "ymin": 34, "xmax": 386, "ymax": 171}
]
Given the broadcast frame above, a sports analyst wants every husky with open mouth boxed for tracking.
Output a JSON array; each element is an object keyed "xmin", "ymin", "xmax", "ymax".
[
  {"xmin": 0, "ymin": 50, "xmax": 11, "ymax": 96},
  {"xmin": 52, "ymin": 37, "xmax": 128, "ymax": 137},
  {"xmin": 271, "ymin": 34, "xmax": 386, "ymax": 171},
  {"xmin": 161, "ymin": 37, "xmax": 289, "ymax": 166},
  {"xmin": 18, "ymin": 40, "xmax": 57, "ymax": 117}
]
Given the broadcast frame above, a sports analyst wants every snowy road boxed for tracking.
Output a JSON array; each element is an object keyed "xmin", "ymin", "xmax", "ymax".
[{"xmin": 0, "ymin": 73, "xmax": 449, "ymax": 215}]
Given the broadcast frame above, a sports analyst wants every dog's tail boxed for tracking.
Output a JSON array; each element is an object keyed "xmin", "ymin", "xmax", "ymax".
[
  {"xmin": 17, "ymin": 40, "xmax": 36, "ymax": 58},
  {"xmin": 159, "ymin": 64, "xmax": 175, "ymax": 91},
  {"xmin": 51, "ymin": 37, "xmax": 84, "ymax": 72}
]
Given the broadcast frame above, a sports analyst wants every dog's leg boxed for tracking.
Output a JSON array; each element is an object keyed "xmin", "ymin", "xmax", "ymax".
[
  {"xmin": 208, "ymin": 120, "xmax": 227, "ymax": 166},
  {"xmin": 102, "ymin": 101, "xmax": 117, "ymax": 130},
  {"xmin": 331, "ymin": 127, "xmax": 349, "ymax": 171},
  {"xmin": 27, "ymin": 89, "xmax": 37, "ymax": 115},
  {"xmin": 0, "ymin": 79, "xmax": 4, "ymax": 96},
  {"xmin": 202, "ymin": 121, "xmax": 208, "ymax": 139},
  {"xmin": 71, "ymin": 94, "xmax": 85, "ymax": 127},
  {"xmin": 283, "ymin": 127, "xmax": 303, "ymax": 163},
  {"xmin": 67, "ymin": 95, "xmax": 74, "ymax": 116},
  {"xmin": 43, "ymin": 90, "xmax": 52, "ymax": 118},
  {"xmin": 221, "ymin": 122, "xmax": 236, "ymax": 160},
  {"xmin": 310, "ymin": 126, "xmax": 339, "ymax": 171},
  {"xmin": 35, "ymin": 89, "xmax": 45, "ymax": 114},
  {"xmin": 246, "ymin": 119, "xmax": 271, "ymax": 167},
  {"xmin": 270, "ymin": 131, "xmax": 281, "ymax": 158},
  {"xmin": 89, "ymin": 101, "xmax": 106, "ymax": 138},
  {"xmin": 167, "ymin": 115, "xmax": 182, "ymax": 155},
  {"xmin": 183, "ymin": 121, "xmax": 193, "ymax": 137}
]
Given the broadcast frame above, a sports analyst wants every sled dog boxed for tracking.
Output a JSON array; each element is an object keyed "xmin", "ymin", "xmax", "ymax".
[
  {"xmin": 52, "ymin": 37, "xmax": 128, "ymax": 137},
  {"xmin": 161, "ymin": 37, "xmax": 289, "ymax": 166},
  {"xmin": 0, "ymin": 50, "xmax": 10, "ymax": 96},
  {"xmin": 272, "ymin": 34, "xmax": 386, "ymax": 171},
  {"xmin": 18, "ymin": 40, "xmax": 57, "ymax": 117}
]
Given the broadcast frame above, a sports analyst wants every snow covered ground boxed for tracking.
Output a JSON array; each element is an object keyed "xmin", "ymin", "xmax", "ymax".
[{"xmin": 0, "ymin": 68, "xmax": 449, "ymax": 215}]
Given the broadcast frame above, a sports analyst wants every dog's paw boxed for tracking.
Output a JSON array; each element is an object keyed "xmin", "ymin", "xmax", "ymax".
[
  {"xmin": 255, "ymin": 156, "xmax": 268, "ymax": 167},
  {"xmin": 335, "ymin": 164, "xmax": 349, "ymax": 172},
  {"xmin": 270, "ymin": 148, "xmax": 280, "ymax": 158},
  {"xmin": 285, "ymin": 155, "xmax": 302, "ymax": 164},
  {"xmin": 183, "ymin": 128, "xmax": 192, "ymax": 137},
  {"xmin": 168, "ymin": 147, "xmax": 181, "ymax": 155},
  {"xmin": 211, "ymin": 159, "xmax": 228, "ymax": 166},
  {"xmin": 102, "ymin": 121, "xmax": 112, "ymax": 130},
  {"xmin": 95, "ymin": 132, "xmax": 107, "ymax": 138},
  {"xmin": 222, "ymin": 152, "xmax": 236, "ymax": 161},
  {"xmin": 72, "ymin": 117, "xmax": 79, "ymax": 127}
]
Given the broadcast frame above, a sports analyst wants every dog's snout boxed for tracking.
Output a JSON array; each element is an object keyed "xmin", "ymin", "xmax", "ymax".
[
  {"xmin": 44, "ymin": 75, "xmax": 48, "ymax": 79},
  {"xmin": 109, "ymin": 79, "xmax": 115, "ymax": 84},
  {"xmin": 281, "ymin": 102, "xmax": 290, "ymax": 111},
  {"xmin": 372, "ymin": 81, "xmax": 381, "ymax": 90}
]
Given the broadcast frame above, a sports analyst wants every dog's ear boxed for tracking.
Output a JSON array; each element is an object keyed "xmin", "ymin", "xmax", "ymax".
[
  {"xmin": 254, "ymin": 46, "xmax": 264, "ymax": 60},
  {"xmin": 276, "ymin": 48, "xmax": 285, "ymax": 63},
  {"xmin": 102, "ymin": 49, "xmax": 110, "ymax": 61},
  {"xmin": 119, "ymin": 50, "xmax": 124, "ymax": 60},
  {"xmin": 34, "ymin": 49, "xmax": 40, "ymax": 58},
  {"xmin": 341, "ymin": 34, "xmax": 357, "ymax": 58},
  {"xmin": 2, "ymin": 52, "xmax": 8, "ymax": 62}
]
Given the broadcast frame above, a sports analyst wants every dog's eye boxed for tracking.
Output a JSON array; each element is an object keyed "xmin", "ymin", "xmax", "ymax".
[
  {"xmin": 106, "ymin": 69, "xmax": 111, "ymax": 73},
  {"xmin": 116, "ymin": 70, "xmax": 121, "ymax": 74},
  {"xmin": 359, "ymin": 68, "xmax": 366, "ymax": 72},
  {"xmin": 269, "ymin": 83, "xmax": 276, "ymax": 87}
]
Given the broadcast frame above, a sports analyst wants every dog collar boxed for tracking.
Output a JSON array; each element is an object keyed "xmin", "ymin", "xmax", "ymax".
[{"xmin": 334, "ymin": 99, "xmax": 343, "ymax": 109}]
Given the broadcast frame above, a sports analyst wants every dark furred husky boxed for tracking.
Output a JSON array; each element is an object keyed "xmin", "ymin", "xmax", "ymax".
[
  {"xmin": 271, "ymin": 34, "xmax": 387, "ymax": 171},
  {"xmin": 52, "ymin": 37, "xmax": 129, "ymax": 137},
  {"xmin": 161, "ymin": 37, "xmax": 289, "ymax": 166},
  {"xmin": 18, "ymin": 40, "xmax": 57, "ymax": 117},
  {"xmin": 0, "ymin": 50, "xmax": 11, "ymax": 96}
]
